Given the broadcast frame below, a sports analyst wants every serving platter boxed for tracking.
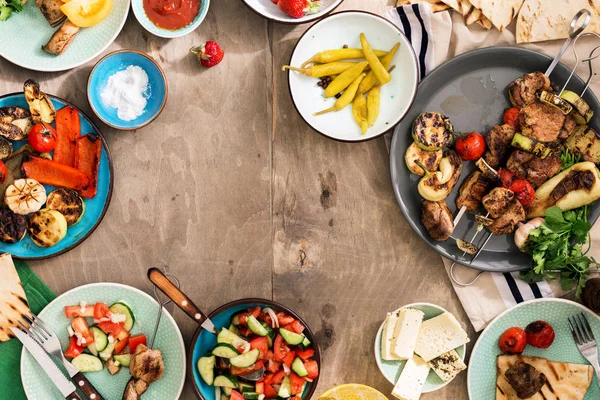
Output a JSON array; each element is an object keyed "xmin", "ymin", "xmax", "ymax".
[
  {"xmin": 0, "ymin": 93, "xmax": 113, "ymax": 260},
  {"xmin": 240, "ymin": 0, "xmax": 343, "ymax": 24},
  {"xmin": 468, "ymin": 298, "xmax": 600, "ymax": 399},
  {"xmin": 389, "ymin": 46, "xmax": 600, "ymax": 272}
]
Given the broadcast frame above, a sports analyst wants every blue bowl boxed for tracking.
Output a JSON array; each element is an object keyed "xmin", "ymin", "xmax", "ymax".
[
  {"xmin": 188, "ymin": 299, "xmax": 321, "ymax": 400},
  {"xmin": 132, "ymin": 0, "xmax": 209, "ymax": 38},
  {"xmin": 87, "ymin": 50, "xmax": 168, "ymax": 131}
]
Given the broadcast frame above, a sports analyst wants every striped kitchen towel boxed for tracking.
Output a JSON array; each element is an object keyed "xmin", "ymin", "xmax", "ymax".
[{"xmin": 384, "ymin": 3, "xmax": 567, "ymax": 332}]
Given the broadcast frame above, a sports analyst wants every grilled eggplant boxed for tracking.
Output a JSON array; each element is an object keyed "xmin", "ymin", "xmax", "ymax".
[
  {"xmin": 43, "ymin": 21, "xmax": 80, "ymax": 56},
  {"xmin": 0, "ymin": 106, "xmax": 33, "ymax": 141},
  {"xmin": 46, "ymin": 188, "xmax": 85, "ymax": 227},
  {"xmin": 0, "ymin": 137, "xmax": 13, "ymax": 160},
  {"xmin": 0, "ymin": 209, "xmax": 27, "ymax": 244},
  {"xmin": 27, "ymin": 209, "xmax": 67, "ymax": 247},
  {"xmin": 417, "ymin": 150, "xmax": 462, "ymax": 201},
  {"xmin": 404, "ymin": 142, "xmax": 442, "ymax": 176},
  {"xmin": 566, "ymin": 126, "xmax": 600, "ymax": 164},
  {"xmin": 412, "ymin": 112, "xmax": 453, "ymax": 151},
  {"xmin": 24, "ymin": 80, "xmax": 55, "ymax": 124},
  {"xmin": 35, "ymin": 0, "xmax": 66, "ymax": 27}
]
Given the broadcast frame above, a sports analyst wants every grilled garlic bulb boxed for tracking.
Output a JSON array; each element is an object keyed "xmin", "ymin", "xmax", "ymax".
[{"xmin": 5, "ymin": 178, "xmax": 47, "ymax": 215}]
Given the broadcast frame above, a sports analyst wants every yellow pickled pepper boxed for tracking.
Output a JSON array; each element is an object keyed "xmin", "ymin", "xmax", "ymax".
[
  {"xmin": 367, "ymin": 85, "xmax": 380, "ymax": 127},
  {"xmin": 301, "ymin": 48, "xmax": 388, "ymax": 68},
  {"xmin": 352, "ymin": 94, "xmax": 369, "ymax": 134},
  {"xmin": 314, "ymin": 73, "xmax": 366, "ymax": 116},
  {"xmin": 281, "ymin": 62, "xmax": 357, "ymax": 78},
  {"xmin": 324, "ymin": 61, "xmax": 369, "ymax": 98},
  {"xmin": 358, "ymin": 42, "xmax": 400, "ymax": 95},
  {"xmin": 360, "ymin": 33, "xmax": 391, "ymax": 86}
]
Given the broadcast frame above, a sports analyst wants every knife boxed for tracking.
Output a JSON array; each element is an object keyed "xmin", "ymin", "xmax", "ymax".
[{"xmin": 10, "ymin": 327, "xmax": 83, "ymax": 400}]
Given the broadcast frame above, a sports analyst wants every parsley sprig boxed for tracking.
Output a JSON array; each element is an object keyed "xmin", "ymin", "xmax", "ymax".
[
  {"xmin": 560, "ymin": 147, "xmax": 580, "ymax": 172},
  {"xmin": 0, "ymin": 0, "xmax": 24, "ymax": 21}
]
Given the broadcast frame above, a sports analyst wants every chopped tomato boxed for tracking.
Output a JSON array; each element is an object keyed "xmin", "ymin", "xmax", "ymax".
[
  {"xmin": 230, "ymin": 360, "xmax": 264, "ymax": 376},
  {"xmin": 248, "ymin": 307, "xmax": 261, "ymax": 318},
  {"xmin": 276, "ymin": 312, "xmax": 295, "ymax": 326},
  {"xmin": 271, "ymin": 369, "xmax": 287, "ymax": 384},
  {"xmin": 255, "ymin": 382, "xmax": 264, "ymax": 395},
  {"xmin": 129, "ymin": 335, "xmax": 147, "ymax": 354},
  {"xmin": 263, "ymin": 373, "xmax": 273, "ymax": 385},
  {"xmin": 239, "ymin": 327, "xmax": 252, "ymax": 337},
  {"xmin": 503, "ymin": 107, "xmax": 520, "ymax": 130},
  {"xmin": 282, "ymin": 320, "xmax": 305, "ymax": 334},
  {"xmin": 291, "ymin": 397, "xmax": 302, "ymax": 400},
  {"xmin": 250, "ymin": 336, "xmax": 269, "ymax": 358},
  {"xmin": 265, "ymin": 350, "xmax": 274, "ymax": 360},
  {"xmin": 266, "ymin": 359, "xmax": 282, "ymax": 373},
  {"xmin": 114, "ymin": 337, "xmax": 129, "ymax": 354},
  {"xmin": 264, "ymin": 384, "xmax": 278, "ymax": 399},
  {"xmin": 264, "ymin": 314, "xmax": 273, "ymax": 327},
  {"xmin": 273, "ymin": 334, "xmax": 290, "ymax": 361},
  {"xmin": 304, "ymin": 360, "xmax": 319, "ymax": 379},
  {"xmin": 229, "ymin": 390, "xmax": 244, "ymax": 400},
  {"xmin": 296, "ymin": 348, "xmax": 315, "ymax": 361},
  {"xmin": 235, "ymin": 345, "xmax": 246, "ymax": 353},
  {"xmin": 234, "ymin": 312, "xmax": 249, "ymax": 326},
  {"xmin": 290, "ymin": 372, "xmax": 305, "ymax": 395},
  {"xmin": 218, "ymin": 358, "xmax": 228, "ymax": 370},
  {"xmin": 93, "ymin": 303, "xmax": 110, "ymax": 320},
  {"xmin": 282, "ymin": 350, "xmax": 296, "ymax": 368},
  {"xmin": 71, "ymin": 317, "xmax": 94, "ymax": 345},
  {"xmin": 97, "ymin": 321, "xmax": 125, "ymax": 337},
  {"xmin": 64, "ymin": 305, "xmax": 95, "ymax": 318},
  {"xmin": 64, "ymin": 336, "xmax": 84, "ymax": 358}
]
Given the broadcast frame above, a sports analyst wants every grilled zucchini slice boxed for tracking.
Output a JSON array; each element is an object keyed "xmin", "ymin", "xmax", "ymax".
[
  {"xmin": 567, "ymin": 125, "xmax": 600, "ymax": 164},
  {"xmin": 561, "ymin": 90, "xmax": 593, "ymax": 123},
  {"xmin": 511, "ymin": 133, "xmax": 552, "ymax": 158},
  {"xmin": 539, "ymin": 91, "xmax": 573, "ymax": 115},
  {"xmin": 411, "ymin": 112, "xmax": 454, "ymax": 151},
  {"xmin": 27, "ymin": 209, "xmax": 67, "ymax": 247},
  {"xmin": 46, "ymin": 188, "xmax": 85, "ymax": 227},
  {"xmin": 0, "ymin": 208, "xmax": 27, "ymax": 244}
]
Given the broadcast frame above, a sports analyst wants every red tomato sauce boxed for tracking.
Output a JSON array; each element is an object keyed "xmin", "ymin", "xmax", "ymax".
[{"xmin": 143, "ymin": 0, "xmax": 200, "ymax": 30}]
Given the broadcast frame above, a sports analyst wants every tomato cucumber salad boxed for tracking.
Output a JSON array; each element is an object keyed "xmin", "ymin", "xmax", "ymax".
[
  {"xmin": 197, "ymin": 306, "xmax": 319, "ymax": 400},
  {"xmin": 62, "ymin": 301, "xmax": 148, "ymax": 374}
]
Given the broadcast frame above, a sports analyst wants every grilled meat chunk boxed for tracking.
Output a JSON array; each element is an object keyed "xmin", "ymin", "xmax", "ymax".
[
  {"xmin": 456, "ymin": 171, "xmax": 490, "ymax": 212},
  {"xmin": 43, "ymin": 21, "xmax": 80, "ymax": 56},
  {"xmin": 0, "ymin": 209, "xmax": 27, "ymax": 244},
  {"xmin": 482, "ymin": 187, "xmax": 526, "ymax": 235},
  {"xmin": 519, "ymin": 102, "xmax": 566, "ymax": 143},
  {"xmin": 421, "ymin": 200, "xmax": 454, "ymax": 241},
  {"xmin": 504, "ymin": 361, "xmax": 546, "ymax": 399},
  {"xmin": 35, "ymin": 0, "xmax": 66, "ymax": 26},
  {"xmin": 508, "ymin": 72, "xmax": 551, "ymax": 108},
  {"xmin": 122, "ymin": 378, "xmax": 149, "ymax": 400},
  {"xmin": 129, "ymin": 344, "xmax": 164, "ymax": 383},
  {"xmin": 482, "ymin": 187, "xmax": 515, "ymax": 219},
  {"xmin": 559, "ymin": 114, "xmax": 577, "ymax": 139},
  {"xmin": 483, "ymin": 124, "xmax": 516, "ymax": 168},
  {"xmin": 106, "ymin": 357, "xmax": 120, "ymax": 375},
  {"xmin": 506, "ymin": 150, "xmax": 562, "ymax": 188}
]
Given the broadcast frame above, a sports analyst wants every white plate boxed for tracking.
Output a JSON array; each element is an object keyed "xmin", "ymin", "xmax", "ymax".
[
  {"xmin": 241, "ymin": 0, "xmax": 344, "ymax": 24},
  {"xmin": 287, "ymin": 11, "xmax": 419, "ymax": 142}
]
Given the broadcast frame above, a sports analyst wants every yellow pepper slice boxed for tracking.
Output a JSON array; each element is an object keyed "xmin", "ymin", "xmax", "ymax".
[
  {"xmin": 360, "ymin": 33, "xmax": 391, "ymax": 86},
  {"xmin": 281, "ymin": 62, "xmax": 358, "ymax": 78},
  {"xmin": 352, "ymin": 94, "xmax": 369, "ymax": 134},
  {"xmin": 367, "ymin": 86, "xmax": 380, "ymax": 127},
  {"xmin": 358, "ymin": 42, "xmax": 399, "ymax": 95},
  {"xmin": 314, "ymin": 73, "xmax": 366, "ymax": 116},
  {"xmin": 324, "ymin": 61, "xmax": 368, "ymax": 98},
  {"xmin": 301, "ymin": 48, "xmax": 388, "ymax": 68}
]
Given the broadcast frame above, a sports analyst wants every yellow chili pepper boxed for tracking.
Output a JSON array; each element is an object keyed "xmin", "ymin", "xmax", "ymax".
[
  {"xmin": 367, "ymin": 85, "xmax": 380, "ymax": 127},
  {"xmin": 360, "ymin": 33, "xmax": 391, "ymax": 86},
  {"xmin": 352, "ymin": 94, "xmax": 369, "ymax": 134},
  {"xmin": 281, "ymin": 62, "xmax": 357, "ymax": 78},
  {"xmin": 314, "ymin": 73, "xmax": 366, "ymax": 116},
  {"xmin": 324, "ymin": 61, "xmax": 368, "ymax": 98},
  {"xmin": 358, "ymin": 42, "xmax": 400, "ymax": 95},
  {"xmin": 301, "ymin": 48, "xmax": 388, "ymax": 68}
]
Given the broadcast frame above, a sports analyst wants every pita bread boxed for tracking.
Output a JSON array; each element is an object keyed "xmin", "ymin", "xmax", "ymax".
[
  {"xmin": 516, "ymin": 0, "xmax": 600, "ymax": 44},
  {"xmin": 441, "ymin": 0, "xmax": 493, "ymax": 29},
  {"xmin": 0, "ymin": 253, "xmax": 30, "ymax": 342},
  {"xmin": 469, "ymin": 0, "xmax": 524, "ymax": 31},
  {"xmin": 496, "ymin": 355, "xmax": 594, "ymax": 400},
  {"xmin": 396, "ymin": 0, "xmax": 451, "ymax": 12}
]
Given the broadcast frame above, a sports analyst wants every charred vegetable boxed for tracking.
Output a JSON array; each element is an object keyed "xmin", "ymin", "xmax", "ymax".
[
  {"xmin": 0, "ymin": 106, "xmax": 33, "ymax": 141},
  {"xmin": 566, "ymin": 126, "xmax": 600, "ymax": 164},
  {"xmin": 24, "ymin": 80, "xmax": 55, "ymax": 124},
  {"xmin": 560, "ymin": 90, "xmax": 593, "ymax": 123},
  {"xmin": 412, "ymin": 112, "xmax": 454, "ymax": 151},
  {"xmin": 417, "ymin": 150, "xmax": 462, "ymax": 201},
  {"xmin": 0, "ymin": 208, "xmax": 27, "ymax": 244},
  {"xmin": 511, "ymin": 133, "xmax": 552, "ymax": 158},
  {"xmin": 0, "ymin": 145, "xmax": 33, "ymax": 204},
  {"xmin": 46, "ymin": 188, "xmax": 85, "ymax": 226},
  {"xmin": 27, "ymin": 209, "xmax": 67, "ymax": 247},
  {"xmin": 405, "ymin": 142, "xmax": 442, "ymax": 176},
  {"xmin": 0, "ymin": 137, "xmax": 13, "ymax": 160},
  {"xmin": 539, "ymin": 91, "xmax": 572, "ymax": 115},
  {"xmin": 4, "ymin": 178, "xmax": 46, "ymax": 215}
]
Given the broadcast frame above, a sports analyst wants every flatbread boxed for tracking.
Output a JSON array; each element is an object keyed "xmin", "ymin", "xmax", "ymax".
[
  {"xmin": 496, "ymin": 355, "xmax": 594, "ymax": 400},
  {"xmin": 396, "ymin": 0, "xmax": 451, "ymax": 12},
  {"xmin": 516, "ymin": 0, "xmax": 600, "ymax": 44},
  {"xmin": 0, "ymin": 253, "xmax": 30, "ymax": 341},
  {"xmin": 469, "ymin": 0, "xmax": 524, "ymax": 31},
  {"xmin": 441, "ymin": 0, "xmax": 493, "ymax": 29}
]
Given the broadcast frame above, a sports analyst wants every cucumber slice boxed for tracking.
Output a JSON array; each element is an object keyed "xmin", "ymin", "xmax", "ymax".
[
  {"xmin": 228, "ymin": 324, "xmax": 241, "ymax": 337},
  {"xmin": 243, "ymin": 393, "xmax": 260, "ymax": 400},
  {"xmin": 109, "ymin": 302, "xmax": 135, "ymax": 332},
  {"xmin": 90, "ymin": 326, "xmax": 108, "ymax": 352},
  {"xmin": 71, "ymin": 354, "xmax": 103, "ymax": 372},
  {"xmin": 223, "ymin": 387, "xmax": 233, "ymax": 396},
  {"xmin": 299, "ymin": 336, "xmax": 312, "ymax": 350},
  {"xmin": 230, "ymin": 349, "xmax": 260, "ymax": 368},
  {"xmin": 213, "ymin": 343, "xmax": 241, "ymax": 358},
  {"xmin": 86, "ymin": 342, "xmax": 98, "ymax": 356},
  {"xmin": 292, "ymin": 357, "xmax": 308, "ymax": 377},
  {"xmin": 231, "ymin": 312, "xmax": 245, "ymax": 326},
  {"xmin": 279, "ymin": 328, "xmax": 305, "ymax": 345},
  {"xmin": 278, "ymin": 376, "xmax": 292, "ymax": 398},
  {"xmin": 197, "ymin": 355, "xmax": 216, "ymax": 385},
  {"xmin": 99, "ymin": 341, "xmax": 116, "ymax": 362},
  {"xmin": 238, "ymin": 382, "xmax": 254, "ymax": 393},
  {"xmin": 214, "ymin": 375, "xmax": 238, "ymax": 389},
  {"xmin": 262, "ymin": 323, "xmax": 274, "ymax": 338},
  {"xmin": 247, "ymin": 315, "xmax": 268, "ymax": 337},
  {"xmin": 217, "ymin": 328, "xmax": 249, "ymax": 349},
  {"xmin": 113, "ymin": 354, "xmax": 131, "ymax": 368}
]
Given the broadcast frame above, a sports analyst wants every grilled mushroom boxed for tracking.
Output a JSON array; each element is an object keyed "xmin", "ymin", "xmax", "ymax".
[
  {"xmin": 0, "ymin": 106, "xmax": 33, "ymax": 141},
  {"xmin": 24, "ymin": 80, "xmax": 55, "ymax": 124}
]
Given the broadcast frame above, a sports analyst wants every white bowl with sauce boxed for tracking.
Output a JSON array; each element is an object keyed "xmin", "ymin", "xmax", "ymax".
[{"xmin": 132, "ymin": 0, "xmax": 210, "ymax": 38}]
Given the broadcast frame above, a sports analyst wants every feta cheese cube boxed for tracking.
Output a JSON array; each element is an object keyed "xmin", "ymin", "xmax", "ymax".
[
  {"xmin": 391, "ymin": 308, "xmax": 424, "ymax": 360},
  {"xmin": 382, "ymin": 312, "xmax": 401, "ymax": 361},
  {"xmin": 414, "ymin": 312, "xmax": 470, "ymax": 362},
  {"xmin": 427, "ymin": 349, "xmax": 466, "ymax": 383},
  {"xmin": 391, "ymin": 355, "xmax": 430, "ymax": 400}
]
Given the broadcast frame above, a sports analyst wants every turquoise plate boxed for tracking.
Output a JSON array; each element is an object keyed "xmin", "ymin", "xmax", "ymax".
[
  {"xmin": 374, "ymin": 303, "xmax": 467, "ymax": 392},
  {"xmin": 0, "ymin": 93, "xmax": 113, "ymax": 260},
  {"xmin": 20, "ymin": 283, "xmax": 186, "ymax": 400},
  {"xmin": 468, "ymin": 298, "xmax": 600, "ymax": 399},
  {"xmin": 0, "ymin": 0, "xmax": 129, "ymax": 72}
]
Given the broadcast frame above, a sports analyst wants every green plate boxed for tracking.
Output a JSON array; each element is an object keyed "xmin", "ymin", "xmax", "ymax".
[
  {"xmin": 20, "ymin": 283, "xmax": 186, "ymax": 400},
  {"xmin": 0, "ymin": 0, "xmax": 129, "ymax": 72},
  {"xmin": 468, "ymin": 298, "xmax": 600, "ymax": 399}
]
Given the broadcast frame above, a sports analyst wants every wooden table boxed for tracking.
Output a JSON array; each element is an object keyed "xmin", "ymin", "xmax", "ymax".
[{"xmin": 0, "ymin": 1, "xmax": 474, "ymax": 398}]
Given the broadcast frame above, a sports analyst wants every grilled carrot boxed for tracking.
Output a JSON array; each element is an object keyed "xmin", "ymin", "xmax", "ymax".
[
  {"xmin": 22, "ymin": 156, "xmax": 89, "ymax": 191},
  {"xmin": 54, "ymin": 106, "xmax": 80, "ymax": 167},
  {"xmin": 74, "ymin": 134, "xmax": 101, "ymax": 198}
]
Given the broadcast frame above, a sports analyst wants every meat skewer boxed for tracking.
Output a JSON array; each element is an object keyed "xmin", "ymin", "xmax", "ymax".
[
  {"xmin": 544, "ymin": 9, "xmax": 590, "ymax": 77},
  {"xmin": 453, "ymin": 170, "xmax": 490, "ymax": 226}
]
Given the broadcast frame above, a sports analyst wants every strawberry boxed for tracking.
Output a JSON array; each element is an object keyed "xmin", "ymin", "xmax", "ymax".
[
  {"xmin": 277, "ymin": 0, "xmax": 321, "ymax": 19},
  {"xmin": 191, "ymin": 41, "xmax": 224, "ymax": 68}
]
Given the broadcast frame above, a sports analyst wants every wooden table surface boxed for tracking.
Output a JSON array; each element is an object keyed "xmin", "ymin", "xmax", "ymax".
[{"xmin": 0, "ymin": 0, "xmax": 474, "ymax": 398}]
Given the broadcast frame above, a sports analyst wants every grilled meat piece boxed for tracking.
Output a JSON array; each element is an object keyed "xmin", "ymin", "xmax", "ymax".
[
  {"xmin": 421, "ymin": 200, "xmax": 454, "ymax": 241},
  {"xmin": 35, "ymin": 0, "xmax": 66, "ymax": 26},
  {"xmin": 482, "ymin": 187, "xmax": 515, "ymax": 219},
  {"xmin": 129, "ymin": 344, "xmax": 164, "ymax": 384},
  {"xmin": 122, "ymin": 378, "xmax": 149, "ymax": 400},
  {"xmin": 504, "ymin": 361, "xmax": 546, "ymax": 399},
  {"xmin": 106, "ymin": 357, "xmax": 121, "ymax": 375},
  {"xmin": 559, "ymin": 114, "xmax": 577, "ymax": 139},
  {"xmin": 508, "ymin": 72, "xmax": 551, "ymax": 108},
  {"xmin": 506, "ymin": 150, "xmax": 562, "ymax": 188},
  {"xmin": 483, "ymin": 124, "xmax": 516, "ymax": 168},
  {"xmin": 0, "ymin": 209, "xmax": 27, "ymax": 244},
  {"xmin": 482, "ymin": 187, "xmax": 526, "ymax": 235},
  {"xmin": 456, "ymin": 171, "xmax": 490, "ymax": 212},
  {"xmin": 519, "ymin": 102, "xmax": 566, "ymax": 143},
  {"xmin": 43, "ymin": 21, "xmax": 80, "ymax": 56}
]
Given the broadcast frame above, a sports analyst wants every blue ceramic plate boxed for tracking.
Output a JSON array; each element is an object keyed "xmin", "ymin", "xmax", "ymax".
[
  {"xmin": 88, "ymin": 50, "xmax": 168, "ymax": 130},
  {"xmin": 189, "ymin": 299, "xmax": 321, "ymax": 400},
  {"xmin": 131, "ymin": 0, "xmax": 209, "ymax": 38},
  {"xmin": 0, "ymin": 93, "xmax": 113, "ymax": 260}
]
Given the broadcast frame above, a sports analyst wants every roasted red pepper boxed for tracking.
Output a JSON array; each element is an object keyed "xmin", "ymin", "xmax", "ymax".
[
  {"xmin": 22, "ymin": 155, "xmax": 89, "ymax": 191},
  {"xmin": 54, "ymin": 106, "xmax": 80, "ymax": 167},
  {"xmin": 74, "ymin": 134, "xmax": 101, "ymax": 198}
]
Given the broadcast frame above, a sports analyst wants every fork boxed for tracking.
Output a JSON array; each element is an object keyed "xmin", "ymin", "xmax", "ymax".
[
  {"xmin": 568, "ymin": 313, "xmax": 600, "ymax": 386},
  {"xmin": 24, "ymin": 312, "xmax": 105, "ymax": 400}
]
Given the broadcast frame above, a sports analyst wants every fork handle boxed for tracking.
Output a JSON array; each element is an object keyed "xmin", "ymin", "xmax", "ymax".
[
  {"xmin": 73, "ymin": 372, "xmax": 105, "ymax": 400},
  {"xmin": 66, "ymin": 392, "xmax": 83, "ymax": 400}
]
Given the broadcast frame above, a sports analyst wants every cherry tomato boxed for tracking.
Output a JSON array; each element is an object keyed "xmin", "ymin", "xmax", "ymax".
[
  {"xmin": 455, "ymin": 132, "xmax": 486, "ymax": 161},
  {"xmin": 503, "ymin": 107, "xmax": 520, "ymax": 130},
  {"xmin": 525, "ymin": 320, "xmax": 555, "ymax": 348},
  {"xmin": 499, "ymin": 327, "xmax": 527, "ymax": 354},
  {"xmin": 28, "ymin": 123, "xmax": 57, "ymax": 153},
  {"xmin": 510, "ymin": 179, "xmax": 535, "ymax": 205},
  {"xmin": 0, "ymin": 160, "xmax": 7, "ymax": 185},
  {"xmin": 498, "ymin": 168, "xmax": 514, "ymax": 188}
]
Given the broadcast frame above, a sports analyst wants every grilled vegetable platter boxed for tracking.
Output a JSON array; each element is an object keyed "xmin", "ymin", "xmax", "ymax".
[
  {"xmin": 389, "ymin": 47, "xmax": 600, "ymax": 282},
  {"xmin": 0, "ymin": 80, "xmax": 113, "ymax": 259}
]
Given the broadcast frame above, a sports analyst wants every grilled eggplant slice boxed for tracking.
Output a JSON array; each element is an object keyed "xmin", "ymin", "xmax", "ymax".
[
  {"xmin": 43, "ymin": 21, "xmax": 80, "ymax": 56},
  {"xmin": 0, "ymin": 106, "xmax": 33, "ymax": 141},
  {"xmin": 405, "ymin": 142, "xmax": 442, "ymax": 176},
  {"xmin": 567, "ymin": 126, "xmax": 600, "ymax": 164},
  {"xmin": 24, "ymin": 80, "xmax": 55, "ymax": 124},
  {"xmin": 27, "ymin": 209, "xmax": 68, "ymax": 247},
  {"xmin": 46, "ymin": 188, "xmax": 85, "ymax": 226},
  {"xmin": 0, "ymin": 209, "xmax": 27, "ymax": 244},
  {"xmin": 35, "ymin": 0, "xmax": 66, "ymax": 27},
  {"xmin": 412, "ymin": 112, "xmax": 454, "ymax": 150},
  {"xmin": 0, "ymin": 137, "xmax": 13, "ymax": 160}
]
